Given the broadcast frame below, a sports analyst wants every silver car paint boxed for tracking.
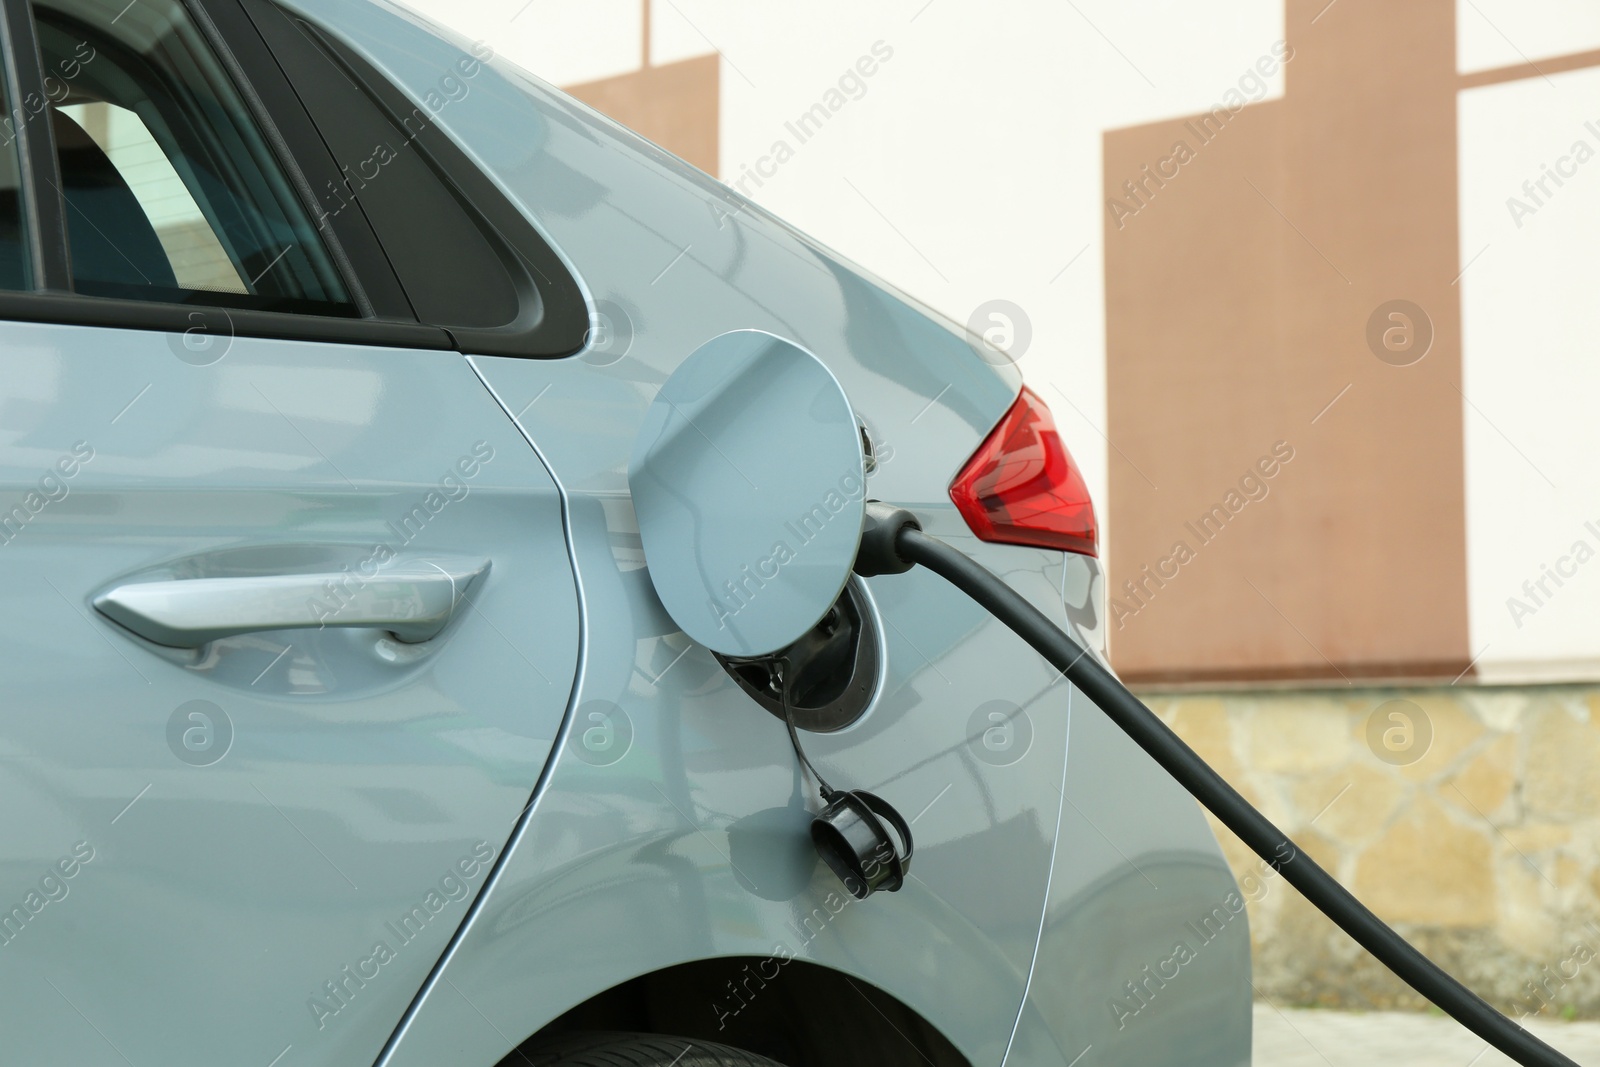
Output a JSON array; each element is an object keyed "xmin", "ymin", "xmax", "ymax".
[
  {"xmin": 0, "ymin": 0, "xmax": 1251, "ymax": 1063},
  {"xmin": 260, "ymin": 4, "xmax": 1253, "ymax": 1066},
  {"xmin": 0, "ymin": 329, "xmax": 580, "ymax": 1064},
  {"xmin": 627, "ymin": 329, "xmax": 867, "ymax": 657}
]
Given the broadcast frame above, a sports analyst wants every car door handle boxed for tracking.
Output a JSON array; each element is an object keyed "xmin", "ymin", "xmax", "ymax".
[{"xmin": 92, "ymin": 557, "xmax": 491, "ymax": 648}]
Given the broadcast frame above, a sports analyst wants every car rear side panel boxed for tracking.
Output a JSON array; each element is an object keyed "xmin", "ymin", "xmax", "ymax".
[{"xmin": 273, "ymin": 3, "xmax": 1250, "ymax": 1066}]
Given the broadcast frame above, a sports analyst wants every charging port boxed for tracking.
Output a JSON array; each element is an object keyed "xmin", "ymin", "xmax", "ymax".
[{"xmin": 715, "ymin": 578, "xmax": 880, "ymax": 733}]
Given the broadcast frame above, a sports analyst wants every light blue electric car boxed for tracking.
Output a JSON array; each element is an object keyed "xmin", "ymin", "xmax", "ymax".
[{"xmin": 0, "ymin": 0, "xmax": 1252, "ymax": 1064}]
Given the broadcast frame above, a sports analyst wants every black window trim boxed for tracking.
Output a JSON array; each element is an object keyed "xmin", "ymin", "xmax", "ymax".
[
  {"xmin": 0, "ymin": 0, "xmax": 70, "ymax": 290},
  {"xmin": 0, "ymin": 286, "xmax": 449, "ymax": 346},
  {"xmin": 183, "ymin": 0, "xmax": 378, "ymax": 316},
  {"xmin": 190, "ymin": 0, "xmax": 423, "ymax": 322},
  {"xmin": 236, "ymin": 0, "xmax": 591, "ymax": 359},
  {"xmin": 0, "ymin": 0, "xmax": 455, "ymax": 350}
]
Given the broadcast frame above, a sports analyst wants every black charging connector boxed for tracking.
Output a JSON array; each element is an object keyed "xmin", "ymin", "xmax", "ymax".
[
  {"xmin": 853, "ymin": 502, "xmax": 921, "ymax": 577},
  {"xmin": 774, "ymin": 658, "xmax": 913, "ymax": 900},
  {"xmin": 870, "ymin": 517, "xmax": 1577, "ymax": 1067}
]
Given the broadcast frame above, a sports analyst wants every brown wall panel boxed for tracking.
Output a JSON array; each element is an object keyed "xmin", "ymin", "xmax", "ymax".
[{"xmin": 1104, "ymin": 0, "xmax": 1470, "ymax": 684}]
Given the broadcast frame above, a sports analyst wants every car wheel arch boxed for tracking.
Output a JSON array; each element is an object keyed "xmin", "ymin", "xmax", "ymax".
[{"xmin": 501, "ymin": 956, "xmax": 973, "ymax": 1067}]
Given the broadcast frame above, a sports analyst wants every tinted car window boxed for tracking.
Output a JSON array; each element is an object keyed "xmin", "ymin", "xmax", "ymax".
[
  {"xmin": 33, "ymin": 0, "xmax": 355, "ymax": 314},
  {"xmin": 271, "ymin": 18, "xmax": 520, "ymax": 330}
]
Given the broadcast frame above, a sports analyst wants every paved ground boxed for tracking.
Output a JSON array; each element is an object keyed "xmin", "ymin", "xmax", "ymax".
[{"xmin": 1253, "ymin": 1004, "xmax": 1600, "ymax": 1065}]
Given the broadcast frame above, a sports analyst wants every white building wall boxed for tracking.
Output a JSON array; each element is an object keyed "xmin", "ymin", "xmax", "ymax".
[{"xmin": 1459, "ymin": 62, "xmax": 1600, "ymax": 682}]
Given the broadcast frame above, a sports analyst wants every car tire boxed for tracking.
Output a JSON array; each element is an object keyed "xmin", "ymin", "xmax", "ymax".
[{"xmin": 516, "ymin": 1031, "xmax": 788, "ymax": 1067}]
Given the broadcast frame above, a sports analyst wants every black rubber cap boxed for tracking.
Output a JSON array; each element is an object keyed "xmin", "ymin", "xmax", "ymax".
[{"xmin": 810, "ymin": 789, "xmax": 912, "ymax": 898}]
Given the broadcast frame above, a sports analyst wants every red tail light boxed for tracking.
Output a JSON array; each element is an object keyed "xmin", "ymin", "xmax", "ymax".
[{"xmin": 949, "ymin": 386, "xmax": 1098, "ymax": 556}]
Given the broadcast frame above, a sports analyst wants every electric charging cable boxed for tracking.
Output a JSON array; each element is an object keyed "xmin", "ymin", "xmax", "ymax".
[{"xmin": 854, "ymin": 501, "xmax": 1578, "ymax": 1067}]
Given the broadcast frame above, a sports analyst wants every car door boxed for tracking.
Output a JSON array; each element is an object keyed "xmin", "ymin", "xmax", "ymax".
[{"xmin": 0, "ymin": 1, "xmax": 581, "ymax": 1064}]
